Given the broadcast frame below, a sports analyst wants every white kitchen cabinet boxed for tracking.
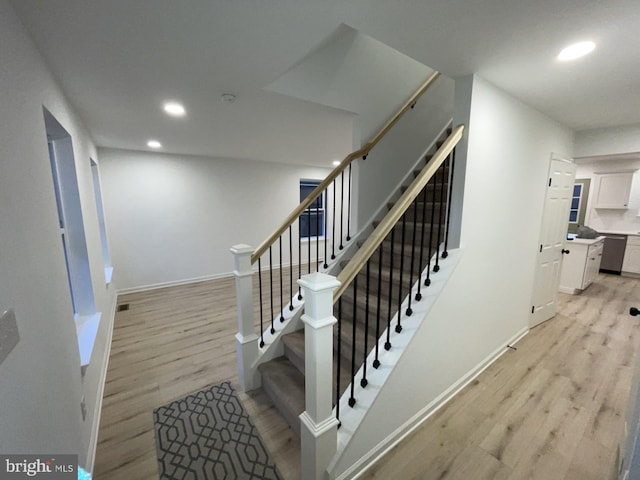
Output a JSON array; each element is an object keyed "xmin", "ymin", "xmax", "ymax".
[
  {"xmin": 594, "ymin": 172, "xmax": 633, "ymax": 209},
  {"xmin": 559, "ymin": 236, "xmax": 605, "ymax": 294},
  {"xmin": 622, "ymin": 235, "xmax": 640, "ymax": 275}
]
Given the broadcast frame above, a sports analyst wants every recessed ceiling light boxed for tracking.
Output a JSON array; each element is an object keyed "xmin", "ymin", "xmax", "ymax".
[
  {"xmin": 557, "ymin": 41, "xmax": 595, "ymax": 61},
  {"xmin": 221, "ymin": 93, "xmax": 237, "ymax": 104},
  {"xmin": 147, "ymin": 140, "xmax": 162, "ymax": 148},
  {"xmin": 163, "ymin": 101, "xmax": 186, "ymax": 117},
  {"xmin": 332, "ymin": 160, "xmax": 341, "ymax": 167}
]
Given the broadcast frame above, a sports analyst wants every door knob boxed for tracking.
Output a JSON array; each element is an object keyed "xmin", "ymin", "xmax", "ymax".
[
  {"xmin": 562, "ymin": 249, "xmax": 570, "ymax": 255},
  {"xmin": 630, "ymin": 307, "xmax": 640, "ymax": 316}
]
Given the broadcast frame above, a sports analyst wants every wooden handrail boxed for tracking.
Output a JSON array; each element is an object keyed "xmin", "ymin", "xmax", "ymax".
[
  {"xmin": 333, "ymin": 124, "xmax": 464, "ymax": 301},
  {"xmin": 250, "ymin": 71, "xmax": 442, "ymax": 264}
]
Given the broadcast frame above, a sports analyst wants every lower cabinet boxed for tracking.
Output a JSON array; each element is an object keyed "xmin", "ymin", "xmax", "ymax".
[
  {"xmin": 559, "ymin": 237, "xmax": 605, "ymax": 294},
  {"xmin": 622, "ymin": 235, "xmax": 640, "ymax": 275}
]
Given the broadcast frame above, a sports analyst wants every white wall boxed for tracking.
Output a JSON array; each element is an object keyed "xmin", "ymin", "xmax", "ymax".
[
  {"xmin": 576, "ymin": 158, "xmax": 640, "ymax": 233},
  {"xmin": 0, "ymin": 0, "xmax": 116, "ymax": 470},
  {"xmin": 575, "ymin": 123, "xmax": 640, "ymax": 158},
  {"xmin": 355, "ymin": 75, "xmax": 454, "ymax": 230},
  {"xmin": 331, "ymin": 75, "xmax": 574, "ymax": 476},
  {"xmin": 267, "ymin": 24, "xmax": 433, "ymax": 142},
  {"xmin": 99, "ymin": 148, "xmax": 338, "ymax": 291}
]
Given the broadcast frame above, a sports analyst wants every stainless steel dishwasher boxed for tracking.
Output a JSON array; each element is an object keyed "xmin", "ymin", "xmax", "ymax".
[{"xmin": 600, "ymin": 235, "xmax": 628, "ymax": 273}]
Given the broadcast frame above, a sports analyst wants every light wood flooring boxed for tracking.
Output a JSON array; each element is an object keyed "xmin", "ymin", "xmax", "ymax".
[
  {"xmin": 93, "ymin": 272, "xmax": 301, "ymax": 479},
  {"xmin": 361, "ymin": 273, "xmax": 640, "ymax": 480},
  {"xmin": 94, "ymin": 272, "xmax": 640, "ymax": 480}
]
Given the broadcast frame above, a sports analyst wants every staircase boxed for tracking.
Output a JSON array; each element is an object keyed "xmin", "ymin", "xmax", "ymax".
[{"xmin": 257, "ymin": 133, "xmax": 452, "ymax": 437}]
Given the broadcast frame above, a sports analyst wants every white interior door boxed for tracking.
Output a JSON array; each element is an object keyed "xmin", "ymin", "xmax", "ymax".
[{"xmin": 530, "ymin": 156, "xmax": 576, "ymax": 328}]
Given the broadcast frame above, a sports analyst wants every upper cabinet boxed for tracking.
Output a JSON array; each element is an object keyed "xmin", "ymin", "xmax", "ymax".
[{"xmin": 594, "ymin": 172, "xmax": 634, "ymax": 209}]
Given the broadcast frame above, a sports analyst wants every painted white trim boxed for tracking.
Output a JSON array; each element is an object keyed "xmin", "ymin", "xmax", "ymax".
[
  {"xmin": 75, "ymin": 312, "xmax": 102, "ymax": 367},
  {"xmin": 85, "ymin": 293, "xmax": 117, "ymax": 474},
  {"xmin": 337, "ymin": 326, "xmax": 529, "ymax": 480},
  {"xmin": 117, "ymin": 271, "xmax": 234, "ymax": 294},
  {"xmin": 558, "ymin": 286, "xmax": 579, "ymax": 294},
  {"xmin": 116, "ymin": 256, "xmax": 340, "ymax": 295}
]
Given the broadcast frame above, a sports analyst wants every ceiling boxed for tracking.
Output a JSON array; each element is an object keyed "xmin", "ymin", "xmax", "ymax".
[{"xmin": 10, "ymin": 0, "xmax": 640, "ymax": 165}]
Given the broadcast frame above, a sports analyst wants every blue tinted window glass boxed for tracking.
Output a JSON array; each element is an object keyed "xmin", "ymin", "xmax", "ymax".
[
  {"xmin": 573, "ymin": 184, "xmax": 582, "ymax": 197},
  {"xmin": 571, "ymin": 198, "xmax": 580, "ymax": 209},
  {"xmin": 569, "ymin": 210, "xmax": 578, "ymax": 222}
]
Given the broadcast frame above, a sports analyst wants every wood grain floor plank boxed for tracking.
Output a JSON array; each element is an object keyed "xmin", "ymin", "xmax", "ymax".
[
  {"xmin": 94, "ymin": 276, "xmax": 301, "ymax": 480},
  {"xmin": 361, "ymin": 273, "xmax": 640, "ymax": 479},
  {"xmin": 94, "ymin": 272, "xmax": 639, "ymax": 480}
]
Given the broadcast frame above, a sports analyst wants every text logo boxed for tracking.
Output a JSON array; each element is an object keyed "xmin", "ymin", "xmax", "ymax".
[{"xmin": 0, "ymin": 455, "xmax": 77, "ymax": 479}]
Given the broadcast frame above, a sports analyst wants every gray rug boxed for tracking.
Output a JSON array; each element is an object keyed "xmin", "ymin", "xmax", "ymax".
[{"xmin": 154, "ymin": 382, "xmax": 281, "ymax": 480}]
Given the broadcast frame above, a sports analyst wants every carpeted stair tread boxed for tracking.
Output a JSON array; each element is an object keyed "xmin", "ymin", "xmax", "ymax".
[
  {"xmin": 258, "ymin": 357, "xmax": 305, "ymax": 437},
  {"xmin": 282, "ymin": 330, "xmax": 305, "ymax": 374},
  {"xmin": 334, "ymin": 316, "xmax": 380, "ymax": 367},
  {"xmin": 280, "ymin": 328, "xmax": 371, "ymax": 405}
]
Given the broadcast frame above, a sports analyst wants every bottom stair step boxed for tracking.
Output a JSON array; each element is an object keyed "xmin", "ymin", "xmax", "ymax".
[{"xmin": 258, "ymin": 357, "xmax": 305, "ymax": 437}]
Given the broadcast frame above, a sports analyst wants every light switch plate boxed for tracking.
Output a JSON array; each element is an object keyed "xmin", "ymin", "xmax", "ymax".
[{"xmin": 0, "ymin": 309, "xmax": 19, "ymax": 366}]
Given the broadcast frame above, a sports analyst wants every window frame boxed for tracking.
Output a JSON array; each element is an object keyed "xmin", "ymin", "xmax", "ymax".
[
  {"xmin": 569, "ymin": 182, "xmax": 584, "ymax": 224},
  {"xmin": 299, "ymin": 179, "xmax": 326, "ymax": 241}
]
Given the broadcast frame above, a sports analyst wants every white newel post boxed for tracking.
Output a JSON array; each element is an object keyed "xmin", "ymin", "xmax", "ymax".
[
  {"xmin": 298, "ymin": 272, "xmax": 341, "ymax": 480},
  {"xmin": 231, "ymin": 244, "xmax": 260, "ymax": 391}
]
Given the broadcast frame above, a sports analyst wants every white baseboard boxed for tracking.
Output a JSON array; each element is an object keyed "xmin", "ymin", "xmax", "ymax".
[
  {"xmin": 558, "ymin": 285, "xmax": 580, "ymax": 294},
  {"xmin": 337, "ymin": 326, "xmax": 530, "ymax": 480},
  {"xmin": 117, "ymin": 271, "xmax": 234, "ymax": 294},
  {"xmin": 85, "ymin": 293, "xmax": 117, "ymax": 474},
  {"xmin": 115, "ymin": 260, "xmax": 328, "ymax": 295}
]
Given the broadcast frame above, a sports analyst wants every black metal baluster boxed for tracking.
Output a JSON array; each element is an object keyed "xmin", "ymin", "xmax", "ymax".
[
  {"xmin": 308, "ymin": 208, "xmax": 312, "ymax": 274},
  {"xmin": 406, "ymin": 195, "xmax": 419, "ymax": 316},
  {"xmin": 258, "ymin": 258, "xmax": 264, "ymax": 347},
  {"xmin": 332, "ymin": 179, "xmax": 337, "ymax": 260},
  {"xmin": 349, "ymin": 276, "xmax": 357, "ymax": 407},
  {"xmin": 434, "ymin": 163, "xmax": 447, "ymax": 272},
  {"xmin": 289, "ymin": 226, "xmax": 294, "ymax": 310},
  {"xmin": 336, "ymin": 297, "xmax": 343, "ymax": 426},
  {"xmin": 279, "ymin": 236, "xmax": 284, "ymax": 322},
  {"xmin": 298, "ymin": 218, "xmax": 303, "ymax": 300},
  {"xmin": 346, "ymin": 164, "xmax": 352, "ymax": 242},
  {"xmin": 415, "ymin": 185, "xmax": 429, "ymax": 301},
  {"xmin": 361, "ymin": 261, "xmax": 370, "ymax": 388},
  {"xmin": 385, "ymin": 228, "xmax": 394, "ymax": 351},
  {"xmin": 269, "ymin": 246, "xmax": 275, "ymax": 334},
  {"xmin": 442, "ymin": 150, "xmax": 456, "ymax": 259},
  {"xmin": 373, "ymin": 246, "xmax": 383, "ymax": 369},
  {"xmin": 425, "ymin": 175, "xmax": 438, "ymax": 287},
  {"xmin": 339, "ymin": 172, "xmax": 345, "ymax": 250},
  {"xmin": 316, "ymin": 200, "xmax": 320, "ymax": 272},
  {"xmin": 322, "ymin": 188, "xmax": 329, "ymax": 269},
  {"xmin": 396, "ymin": 215, "xmax": 406, "ymax": 333}
]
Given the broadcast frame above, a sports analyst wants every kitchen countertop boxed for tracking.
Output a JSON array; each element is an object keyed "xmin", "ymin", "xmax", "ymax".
[
  {"xmin": 595, "ymin": 230, "xmax": 640, "ymax": 236},
  {"xmin": 566, "ymin": 235, "xmax": 606, "ymax": 245}
]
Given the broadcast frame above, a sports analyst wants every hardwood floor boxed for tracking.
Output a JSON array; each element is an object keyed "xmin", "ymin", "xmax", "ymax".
[
  {"xmin": 93, "ymin": 274, "xmax": 301, "ymax": 480},
  {"xmin": 361, "ymin": 273, "xmax": 640, "ymax": 480},
  {"xmin": 94, "ymin": 272, "xmax": 640, "ymax": 480}
]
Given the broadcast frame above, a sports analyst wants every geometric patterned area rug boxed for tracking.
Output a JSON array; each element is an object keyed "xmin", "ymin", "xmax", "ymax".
[{"xmin": 154, "ymin": 382, "xmax": 281, "ymax": 480}]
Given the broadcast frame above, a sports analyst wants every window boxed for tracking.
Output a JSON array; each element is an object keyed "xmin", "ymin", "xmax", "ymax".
[
  {"xmin": 90, "ymin": 159, "xmax": 113, "ymax": 283},
  {"xmin": 569, "ymin": 183, "xmax": 583, "ymax": 223},
  {"xmin": 44, "ymin": 108, "xmax": 100, "ymax": 367},
  {"xmin": 300, "ymin": 180, "xmax": 325, "ymax": 239}
]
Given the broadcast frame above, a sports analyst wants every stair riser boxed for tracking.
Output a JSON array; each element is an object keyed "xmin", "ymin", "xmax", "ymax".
[
  {"xmin": 401, "ymin": 182, "xmax": 448, "ymax": 194},
  {"xmin": 396, "ymin": 204, "xmax": 444, "ymax": 222},
  {"xmin": 284, "ymin": 342, "xmax": 304, "ymax": 375},
  {"xmin": 334, "ymin": 327, "xmax": 379, "ymax": 373},
  {"xmin": 369, "ymin": 245, "xmax": 444, "ymax": 271}
]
